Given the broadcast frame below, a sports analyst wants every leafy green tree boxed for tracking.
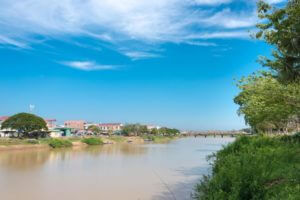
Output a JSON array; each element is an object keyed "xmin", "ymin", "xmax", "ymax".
[
  {"xmin": 159, "ymin": 127, "xmax": 180, "ymax": 136},
  {"xmin": 234, "ymin": 73, "xmax": 300, "ymax": 132},
  {"xmin": 1, "ymin": 113, "xmax": 48, "ymax": 138},
  {"xmin": 88, "ymin": 125, "xmax": 101, "ymax": 135},
  {"xmin": 235, "ymin": 1, "xmax": 300, "ymax": 133},
  {"xmin": 256, "ymin": 0, "xmax": 300, "ymax": 82},
  {"xmin": 150, "ymin": 128, "xmax": 159, "ymax": 135},
  {"xmin": 121, "ymin": 124, "xmax": 148, "ymax": 136}
]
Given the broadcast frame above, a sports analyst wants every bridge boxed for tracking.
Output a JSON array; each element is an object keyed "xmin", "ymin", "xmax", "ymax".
[{"xmin": 181, "ymin": 130, "xmax": 251, "ymax": 138}]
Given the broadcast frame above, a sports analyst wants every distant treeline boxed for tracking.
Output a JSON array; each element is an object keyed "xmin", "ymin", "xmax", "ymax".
[{"xmin": 121, "ymin": 124, "xmax": 180, "ymax": 136}]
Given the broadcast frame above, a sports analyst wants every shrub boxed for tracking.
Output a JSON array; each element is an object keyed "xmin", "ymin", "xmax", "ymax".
[
  {"xmin": 26, "ymin": 139, "xmax": 39, "ymax": 144},
  {"xmin": 48, "ymin": 138, "xmax": 72, "ymax": 148},
  {"xmin": 109, "ymin": 136, "xmax": 126, "ymax": 143},
  {"xmin": 81, "ymin": 137, "xmax": 103, "ymax": 145},
  {"xmin": 193, "ymin": 135, "xmax": 300, "ymax": 200}
]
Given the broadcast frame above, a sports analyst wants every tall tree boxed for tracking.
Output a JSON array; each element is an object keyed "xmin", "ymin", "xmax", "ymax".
[
  {"xmin": 234, "ymin": 73, "xmax": 300, "ymax": 132},
  {"xmin": 88, "ymin": 125, "xmax": 101, "ymax": 135},
  {"xmin": 1, "ymin": 113, "xmax": 48, "ymax": 138},
  {"xmin": 256, "ymin": 0, "xmax": 300, "ymax": 82}
]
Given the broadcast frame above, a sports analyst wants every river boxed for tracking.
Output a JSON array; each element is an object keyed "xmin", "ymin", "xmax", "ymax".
[{"xmin": 0, "ymin": 137, "xmax": 234, "ymax": 200}]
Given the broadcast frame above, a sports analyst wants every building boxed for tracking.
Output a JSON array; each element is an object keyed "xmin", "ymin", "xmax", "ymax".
[
  {"xmin": 98, "ymin": 123, "xmax": 123, "ymax": 133},
  {"xmin": 49, "ymin": 128, "xmax": 72, "ymax": 137},
  {"xmin": 147, "ymin": 125, "xmax": 161, "ymax": 130},
  {"xmin": 0, "ymin": 116, "xmax": 10, "ymax": 137},
  {"xmin": 45, "ymin": 119, "xmax": 57, "ymax": 129},
  {"xmin": 0, "ymin": 116, "xmax": 9, "ymax": 126},
  {"xmin": 64, "ymin": 120, "xmax": 86, "ymax": 130},
  {"xmin": 84, "ymin": 123, "xmax": 98, "ymax": 130}
]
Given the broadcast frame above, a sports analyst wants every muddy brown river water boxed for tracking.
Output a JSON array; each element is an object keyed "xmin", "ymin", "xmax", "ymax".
[{"xmin": 0, "ymin": 137, "xmax": 234, "ymax": 200}]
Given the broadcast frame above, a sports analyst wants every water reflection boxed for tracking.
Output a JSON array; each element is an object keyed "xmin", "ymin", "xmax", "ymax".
[
  {"xmin": 0, "ymin": 149, "xmax": 50, "ymax": 171},
  {"xmin": 0, "ymin": 143, "xmax": 148, "ymax": 171},
  {"xmin": 0, "ymin": 137, "xmax": 234, "ymax": 200}
]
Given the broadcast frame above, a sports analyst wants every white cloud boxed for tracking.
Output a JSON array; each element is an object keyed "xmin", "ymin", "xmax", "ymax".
[
  {"xmin": 185, "ymin": 41, "xmax": 217, "ymax": 46},
  {"xmin": 199, "ymin": 9, "xmax": 257, "ymax": 29},
  {"xmin": 0, "ymin": 35, "xmax": 28, "ymax": 48},
  {"xmin": 122, "ymin": 51, "xmax": 161, "ymax": 60},
  {"xmin": 264, "ymin": 0, "xmax": 286, "ymax": 4},
  {"xmin": 0, "ymin": 0, "xmax": 260, "ymax": 56},
  {"xmin": 60, "ymin": 61, "xmax": 117, "ymax": 71},
  {"xmin": 186, "ymin": 31, "xmax": 250, "ymax": 39},
  {"xmin": 192, "ymin": 0, "xmax": 232, "ymax": 5}
]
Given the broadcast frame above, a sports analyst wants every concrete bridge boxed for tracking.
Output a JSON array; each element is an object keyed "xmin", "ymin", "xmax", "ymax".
[{"xmin": 181, "ymin": 131, "xmax": 250, "ymax": 138}]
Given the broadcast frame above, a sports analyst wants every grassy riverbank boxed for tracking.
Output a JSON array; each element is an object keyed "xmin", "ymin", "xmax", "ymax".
[
  {"xmin": 0, "ymin": 135, "xmax": 178, "ymax": 150},
  {"xmin": 193, "ymin": 134, "xmax": 300, "ymax": 200},
  {"xmin": 142, "ymin": 135, "xmax": 177, "ymax": 143}
]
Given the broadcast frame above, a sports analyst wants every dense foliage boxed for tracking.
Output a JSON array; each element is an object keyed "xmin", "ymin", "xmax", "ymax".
[
  {"xmin": 121, "ymin": 123, "xmax": 180, "ymax": 136},
  {"xmin": 121, "ymin": 124, "xmax": 148, "ymax": 136},
  {"xmin": 48, "ymin": 138, "xmax": 72, "ymax": 148},
  {"xmin": 193, "ymin": 135, "xmax": 300, "ymax": 200},
  {"xmin": 235, "ymin": 0, "xmax": 300, "ymax": 133},
  {"xmin": 1, "ymin": 113, "xmax": 48, "ymax": 138},
  {"xmin": 81, "ymin": 137, "xmax": 103, "ymax": 145},
  {"xmin": 158, "ymin": 127, "xmax": 180, "ymax": 136},
  {"xmin": 256, "ymin": 0, "xmax": 300, "ymax": 82},
  {"xmin": 234, "ymin": 73, "xmax": 300, "ymax": 132},
  {"xmin": 88, "ymin": 125, "xmax": 101, "ymax": 135}
]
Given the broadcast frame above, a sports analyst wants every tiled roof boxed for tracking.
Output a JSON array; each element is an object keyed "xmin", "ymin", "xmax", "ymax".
[
  {"xmin": 0, "ymin": 116, "xmax": 9, "ymax": 121},
  {"xmin": 45, "ymin": 119, "xmax": 56, "ymax": 122},
  {"xmin": 99, "ymin": 123, "xmax": 122, "ymax": 126}
]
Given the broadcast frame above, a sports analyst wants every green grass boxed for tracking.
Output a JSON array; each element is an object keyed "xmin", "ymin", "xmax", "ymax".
[
  {"xmin": 81, "ymin": 137, "xmax": 104, "ymax": 145},
  {"xmin": 108, "ymin": 136, "xmax": 126, "ymax": 143},
  {"xmin": 0, "ymin": 138, "xmax": 38, "ymax": 146},
  {"xmin": 48, "ymin": 138, "xmax": 73, "ymax": 148},
  {"xmin": 193, "ymin": 133, "xmax": 300, "ymax": 200},
  {"xmin": 142, "ymin": 135, "xmax": 175, "ymax": 143}
]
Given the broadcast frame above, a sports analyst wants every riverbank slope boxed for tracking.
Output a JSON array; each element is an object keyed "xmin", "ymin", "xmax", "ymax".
[
  {"xmin": 0, "ymin": 135, "xmax": 178, "ymax": 151},
  {"xmin": 193, "ymin": 134, "xmax": 300, "ymax": 199}
]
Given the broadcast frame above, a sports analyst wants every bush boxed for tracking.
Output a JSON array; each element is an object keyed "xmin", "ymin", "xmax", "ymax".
[
  {"xmin": 26, "ymin": 139, "xmax": 39, "ymax": 144},
  {"xmin": 142, "ymin": 135, "xmax": 174, "ymax": 143},
  {"xmin": 81, "ymin": 137, "xmax": 103, "ymax": 145},
  {"xmin": 48, "ymin": 138, "xmax": 72, "ymax": 148},
  {"xmin": 281, "ymin": 132, "xmax": 300, "ymax": 144},
  {"xmin": 109, "ymin": 136, "xmax": 126, "ymax": 143},
  {"xmin": 193, "ymin": 135, "xmax": 300, "ymax": 200}
]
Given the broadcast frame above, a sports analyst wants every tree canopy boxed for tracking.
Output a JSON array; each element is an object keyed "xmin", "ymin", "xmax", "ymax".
[
  {"xmin": 256, "ymin": 0, "xmax": 300, "ymax": 82},
  {"xmin": 121, "ymin": 124, "xmax": 148, "ymax": 136},
  {"xmin": 158, "ymin": 127, "xmax": 180, "ymax": 136},
  {"xmin": 88, "ymin": 125, "xmax": 101, "ymax": 135},
  {"xmin": 1, "ymin": 113, "xmax": 48, "ymax": 138},
  {"xmin": 121, "ymin": 124, "xmax": 180, "ymax": 136},
  {"xmin": 234, "ymin": 73, "xmax": 300, "ymax": 132},
  {"xmin": 235, "ymin": 0, "xmax": 300, "ymax": 133}
]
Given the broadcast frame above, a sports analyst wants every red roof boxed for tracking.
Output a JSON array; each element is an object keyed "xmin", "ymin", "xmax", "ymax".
[
  {"xmin": 0, "ymin": 116, "xmax": 9, "ymax": 121},
  {"xmin": 45, "ymin": 119, "xmax": 57, "ymax": 122},
  {"xmin": 99, "ymin": 123, "xmax": 122, "ymax": 126}
]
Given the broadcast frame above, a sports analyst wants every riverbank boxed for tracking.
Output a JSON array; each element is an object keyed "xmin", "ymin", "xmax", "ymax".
[
  {"xmin": 193, "ymin": 133, "xmax": 300, "ymax": 199},
  {"xmin": 0, "ymin": 135, "xmax": 178, "ymax": 151}
]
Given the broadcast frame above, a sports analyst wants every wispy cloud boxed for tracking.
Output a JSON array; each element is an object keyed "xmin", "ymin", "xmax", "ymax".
[
  {"xmin": 186, "ymin": 31, "xmax": 250, "ymax": 40},
  {"xmin": 185, "ymin": 41, "xmax": 217, "ymax": 46},
  {"xmin": 199, "ymin": 9, "xmax": 257, "ymax": 29},
  {"xmin": 0, "ymin": 35, "xmax": 28, "ymax": 49},
  {"xmin": 123, "ymin": 51, "xmax": 161, "ymax": 60},
  {"xmin": 60, "ymin": 61, "xmax": 118, "ymax": 71},
  {"xmin": 0, "ymin": 0, "xmax": 267, "ymax": 57},
  {"xmin": 265, "ymin": 0, "xmax": 286, "ymax": 4},
  {"xmin": 192, "ymin": 0, "xmax": 233, "ymax": 5}
]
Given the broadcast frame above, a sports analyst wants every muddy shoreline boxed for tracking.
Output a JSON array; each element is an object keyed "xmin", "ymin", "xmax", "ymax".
[{"xmin": 0, "ymin": 136, "xmax": 147, "ymax": 151}]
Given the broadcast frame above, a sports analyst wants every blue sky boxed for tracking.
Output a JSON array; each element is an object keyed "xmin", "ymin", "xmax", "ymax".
[{"xmin": 0, "ymin": 0, "xmax": 285, "ymax": 130}]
